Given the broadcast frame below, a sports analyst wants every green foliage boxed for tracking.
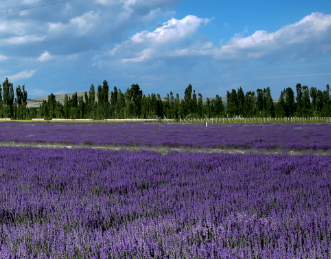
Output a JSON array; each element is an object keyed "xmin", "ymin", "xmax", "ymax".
[{"xmin": 0, "ymin": 78, "xmax": 330, "ymax": 120}]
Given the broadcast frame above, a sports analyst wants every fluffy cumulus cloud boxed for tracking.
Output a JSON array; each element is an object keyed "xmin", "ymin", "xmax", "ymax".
[
  {"xmin": 38, "ymin": 51, "xmax": 53, "ymax": 61},
  {"xmin": 107, "ymin": 12, "xmax": 331, "ymax": 64},
  {"xmin": 0, "ymin": 0, "xmax": 183, "ymax": 81},
  {"xmin": 0, "ymin": 0, "xmax": 182, "ymax": 57},
  {"xmin": 1, "ymin": 0, "xmax": 331, "ymax": 97},
  {"xmin": 110, "ymin": 15, "xmax": 211, "ymax": 62},
  {"xmin": 213, "ymin": 12, "xmax": 331, "ymax": 61}
]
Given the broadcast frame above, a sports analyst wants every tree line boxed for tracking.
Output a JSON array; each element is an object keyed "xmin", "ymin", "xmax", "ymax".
[{"xmin": 0, "ymin": 77, "xmax": 330, "ymax": 120}]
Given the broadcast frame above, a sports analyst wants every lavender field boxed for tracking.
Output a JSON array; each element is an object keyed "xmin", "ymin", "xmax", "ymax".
[
  {"xmin": 0, "ymin": 122, "xmax": 331, "ymax": 151},
  {"xmin": 0, "ymin": 146, "xmax": 330, "ymax": 258}
]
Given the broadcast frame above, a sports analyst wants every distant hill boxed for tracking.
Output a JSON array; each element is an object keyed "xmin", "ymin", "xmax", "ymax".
[
  {"xmin": 27, "ymin": 92, "xmax": 94, "ymax": 108},
  {"xmin": 26, "ymin": 93, "xmax": 278, "ymax": 108}
]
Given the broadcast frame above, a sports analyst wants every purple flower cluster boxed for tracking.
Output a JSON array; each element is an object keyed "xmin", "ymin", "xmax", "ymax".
[
  {"xmin": 1, "ymin": 122, "xmax": 331, "ymax": 151},
  {"xmin": 0, "ymin": 146, "xmax": 330, "ymax": 258}
]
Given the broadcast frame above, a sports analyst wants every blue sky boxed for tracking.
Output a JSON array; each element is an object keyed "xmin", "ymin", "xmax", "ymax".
[{"xmin": 1, "ymin": 0, "xmax": 331, "ymax": 99}]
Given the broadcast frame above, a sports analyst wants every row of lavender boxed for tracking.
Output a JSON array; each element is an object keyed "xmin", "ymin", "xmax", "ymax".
[
  {"xmin": 1, "ymin": 122, "xmax": 331, "ymax": 151},
  {"xmin": 0, "ymin": 146, "xmax": 330, "ymax": 258}
]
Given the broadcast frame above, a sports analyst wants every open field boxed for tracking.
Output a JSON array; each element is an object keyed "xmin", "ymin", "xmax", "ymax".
[
  {"xmin": 0, "ymin": 122, "xmax": 331, "ymax": 152},
  {"xmin": 0, "ymin": 146, "xmax": 330, "ymax": 258},
  {"xmin": 0, "ymin": 122, "xmax": 330, "ymax": 258}
]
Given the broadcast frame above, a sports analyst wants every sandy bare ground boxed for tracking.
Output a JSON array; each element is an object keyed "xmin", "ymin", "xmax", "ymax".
[{"xmin": 0, "ymin": 141, "xmax": 330, "ymax": 156}]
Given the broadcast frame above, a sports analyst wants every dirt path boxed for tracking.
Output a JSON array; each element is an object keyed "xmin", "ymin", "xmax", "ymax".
[{"xmin": 0, "ymin": 141, "xmax": 330, "ymax": 156}]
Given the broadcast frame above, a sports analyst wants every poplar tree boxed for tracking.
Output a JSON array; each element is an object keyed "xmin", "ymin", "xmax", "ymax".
[
  {"xmin": 156, "ymin": 94, "xmax": 163, "ymax": 118},
  {"xmin": 310, "ymin": 87, "xmax": 318, "ymax": 115},
  {"xmin": 0, "ymin": 84, "xmax": 2, "ymax": 117},
  {"xmin": 102, "ymin": 80, "xmax": 110, "ymax": 119},
  {"xmin": 285, "ymin": 87, "xmax": 295, "ymax": 117},
  {"xmin": 48, "ymin": 93, "xmax": 56, "ymax": 118},
  {"xmin": 64, "ymin": 94, "xmax": 69, "ymax": 119},
  {"xmin": 301, "ymin": 86, "xmax": 311, "ymax": 117},
  {"xmin": 89, "ymin": 84, "xmax": 96, "ymax": 119},
  {"xmin": 322, "ymin": 84, "xmax": 330, "ymax": 116},
  {"xmin": 110, "ymin": 86, "xmax": 118, "ymax": 117},
  {"xmin": 265, "ymin": 87, "xmax": 274, "ymax": 117},
  {"xmin": 2, "ymin": 78, "xmax": 14, "ymax": 118},
  {"xmin": 192, "ymin": 90, "xmax": 197, "ymax": 115},
  {"xmin": 169, "ymin": 92, "xmax": 175, "ymax": 118},
  {"xmin": 214, "ymin": 94, "xmax": 224, "ymax": 116},
  {"xmin": 84, "ymin": 92, "xmax": 89, "ymax": 117},
  {"xmin": 184, "ymin": 84, "xmax": 193, "ymax": 116},
  {"xmin": 130, "ymin": 84, "xmax": 142, "ymax": 118},
  {"xmin": 244, "ymin": 91, "xmax": 256, "ymax": 117},
  {"xmin": 256, "ymin": 89, "xmax": 264, "ymax": 116},
  {"xmin": 226, "ymin": 89, "xmax": 238, "ymax": 117},
  {"xmin": 175, "ymin": 94, "xmax": 180, "ymax": 119},
  {"xmin": 197, "ymin": 93, "xmax": 203, "ymax": 118},
  {"xmin": 237, "ymin": 87, "xmax": 245, "ymax": 116},
  {"xmin": 296, "ymin": 83, "xmax": 302, "ymax": 116},
  {"xmin": 276, "ymin": 90, "xmax": 286, "ymax": 117}
]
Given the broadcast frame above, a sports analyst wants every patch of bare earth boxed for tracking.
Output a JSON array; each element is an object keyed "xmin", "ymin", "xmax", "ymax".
[{"xmin": 0, "ymin": 141, "xmax": 330, "ymax": 156}]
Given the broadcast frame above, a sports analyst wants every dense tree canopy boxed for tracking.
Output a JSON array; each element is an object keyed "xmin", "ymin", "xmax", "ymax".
[{"xmin": 0, "ymin": 78, "xmax": 330, "ymax": 120}]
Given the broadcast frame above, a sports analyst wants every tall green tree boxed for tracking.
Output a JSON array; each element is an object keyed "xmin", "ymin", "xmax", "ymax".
[
  {"xmin": 110, "ymin": 86, "xmax": 118, "ymax": 117},
  {"xmin": 89, "ymin": 84, "xmax": 96, "ymax": 119},
  {"xmin": 197, "ymin": 93, "xmax": 203, "ymax": 118},
  {"xmin": 285, "ymin": 87, "xmax": 296, "ymax": 117},
  {"xmin": 214, "ymin": 94, "xmax": 224, "ymax": 116},
  {"xmin": 184, "ymin": 84, "xmax": 193, "ymax": 116},
  {"xmin": 0, "ymin": 84, "xmax": 2, "ymax": 117},
  {"xmin": 226, "ymin": 89, "xmax": 238, "ymax": 117},
  {"xmin": 48, "ymin": 93, "xmax": 57, "ymax": 118},
  {"xmin": 156, "ymin": 94, "xmax": 163, "ymax": 118},
  {"xmin": 265, "ymin": 87, "xmax": 275, "ymax": 117},
  {"xmin": 301, "ymin": 86, "xmax": 311, "ymax": 117},
  {"xmin": 205, "ymin": 97, "xmax": 211, "ymax": 118},
  {"xmin": 191, "ymin": 90, "xmax": 197, "ymax": 115},
  {"xmin": 63, "ymin": 94, "xmax": 69, "ymax": 119},
  {"xmin": 322, "ymin": 84, "xmax": 330, "ymax": 116},
  {"xmin": 102, "ymin": 80, "xmax": 110, "ymax": 119},
  {"xmin": 310, "ymin": 87, "xmax": 318, "ymax": 115},
  {"xmin": 174, "ymin": 94, "xmax": 180, "ymax": 119},
  {"xmin": 256, "ymin": 89, "xmax": 265, "ymax": 116},
  {"xmin": 243, "ymin": 91, "xmax": 256, "ymax": 117},
  {"xmin": 276, "ymin": 89, "xmax": 286, "ymax": 117},
  {"xmin": 130, "ymin": 84, "xmax": 142, "ymax": 118},
  {"xmin": 295, "ymin": 83, "xmax": 303, "ymax": 116},
  {"xmin": 2, "ymin": 78, "xmax": 14, "ymax": 118},
  {"xmin": 237, "ymin": 87, "xmax": 245, "ymax": 116}
]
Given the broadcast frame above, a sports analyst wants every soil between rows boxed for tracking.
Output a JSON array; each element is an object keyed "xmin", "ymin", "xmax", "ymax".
[{"xmin": 0, "ymin": 141, "xmax": 330, "ymax": 156}]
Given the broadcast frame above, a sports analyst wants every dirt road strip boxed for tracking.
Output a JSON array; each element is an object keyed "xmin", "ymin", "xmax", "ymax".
[{"xmin": 0, "ymin": 141, "xmax": 330, "ymax": 156}]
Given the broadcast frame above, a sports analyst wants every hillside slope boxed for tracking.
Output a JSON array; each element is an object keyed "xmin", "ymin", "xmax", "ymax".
[{"xmin": 27, "ymin": 93, "xmax": 277, "ymax": 108}]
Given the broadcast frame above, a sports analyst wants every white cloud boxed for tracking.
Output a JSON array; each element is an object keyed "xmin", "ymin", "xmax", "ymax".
[
  {"xmin": 2, "ymin": 35, "xmax": 46, "ymax": 45},
  {"xmin": 132, "ymin": 15, "xmax": 208, "ymax": 43},
  {"xmin": 38, "ymin": 51, "xmax": 53, "ymax": 61},
  {"xmin": 46, "ymin": 11, "xmax": 101, "ymax": 37},
  {"xmin": 213, "ymin": 12, "xmax": 331, "ymax": 61},
  {"xmin": 94, "ymin": 0, "xmax": 115, "ymax": 5},
  {"xmin": 8, "ymin": 70, "xmax": 37, "ymax": 81},
  {"xmin": 0, "ymin": 55, "xmax": 7, "ymax": 61},
  {"xmin": 116, "ymin": 12, "xmax": 331, "ymax": 63},
  {"xmin": 110, "ymin": 15, "xmax": 211, "ymax": 63},
  {"xmin": 22, "ymin": 0, "xmax": 40, "ymax": 4},
  {"xmin": 69, "ymin": 11, "xmax": 100, "ymax": 35}
]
